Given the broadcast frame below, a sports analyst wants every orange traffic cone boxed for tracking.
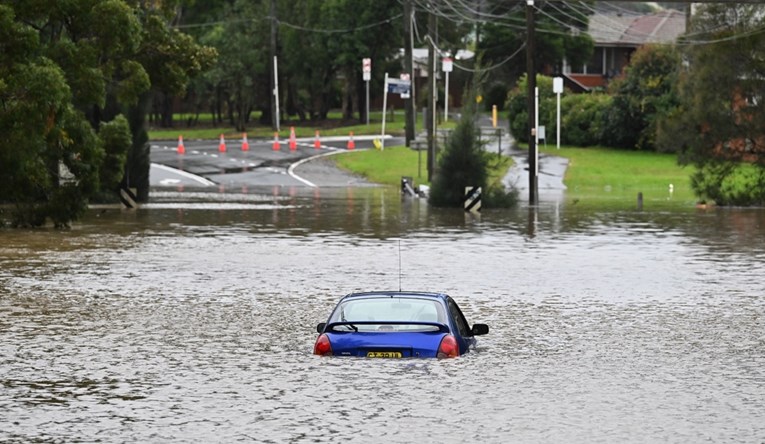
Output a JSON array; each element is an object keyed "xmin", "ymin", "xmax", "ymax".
[
  {"xmin": 241, "ymin": 133, "xmax": 249, "ymax": 151},
  {"xmin": 177, "ymin": 135, "xmax": 185, "ymax": 154},
  {"xmin": 289, "ymin": 126, "xmax": 297, "ymax": 151},
  {"xmin": 347, "ymin": 131, "xmax": 356, "ymax": 150},
  {"xmin": 272, "ymin": 132, "xmax": 280, "ymax": 151},
  {"xmin": 218, "ymin": 134, "xmax": 226, "ymax": 153},
  {"xmin": 314, "ymin": 130, "xmax": 321, "ymax": 149}
]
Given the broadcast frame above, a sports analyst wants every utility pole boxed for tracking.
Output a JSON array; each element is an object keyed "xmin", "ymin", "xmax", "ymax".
[
  {"xmin": 269, "ymin": 0, "xmax": 278, "ymax": 132},
  {"xmin": 526, "ymin": 0, "xmax": 538, "ymax": 204},
  {"xmin": 427, "ymin": 4, "xmax": 437, "ymax": 181},
  {"xmin": 404, "ymin": 1, "xmax": 415, "ymax": 147}
]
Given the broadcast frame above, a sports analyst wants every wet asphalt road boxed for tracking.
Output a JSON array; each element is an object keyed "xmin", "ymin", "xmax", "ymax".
[
  {"xmin": 150, "ymin": 135, "xmax": 402, "ymax": 189},
  {"xmin": 149, "ymin": 130, "xmax": 569, "ymax": 198}
]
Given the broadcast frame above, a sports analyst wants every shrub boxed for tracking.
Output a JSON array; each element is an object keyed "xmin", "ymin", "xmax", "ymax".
[
  {"xmin": 557, "ymin": 93, "xmax": 613, "ymax": 146},
  {"xmin": 692, "ymin": 162, "xmax": 765, "ymax": 206},
  {"xmin": 430, "ymin": 95, "xmax": 517, "ymax": 209}
]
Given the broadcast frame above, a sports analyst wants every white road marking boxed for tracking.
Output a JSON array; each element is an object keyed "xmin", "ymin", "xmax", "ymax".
[{"xmin": 151, "ymin": 163, "xmax": 216, "ymax": 186}]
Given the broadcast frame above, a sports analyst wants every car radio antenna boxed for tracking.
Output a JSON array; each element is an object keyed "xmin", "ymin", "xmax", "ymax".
[{"xmin": 398, "ymin": 239, "xmax": 402, "ymax": 292}]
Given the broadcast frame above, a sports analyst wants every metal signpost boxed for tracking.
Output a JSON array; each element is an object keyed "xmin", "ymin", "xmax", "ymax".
[
  {"xmin": 442, "ymin": 56, "xmax": 453, "ymax": 122},
  {"xmin": 273, "ymin": 56, "xmax": 280, "ymax": 132},
  {"xmin": 553, "ymin": 76, "xmax": 563, "ymax": 150},
  {"xmin": 400, "ymin": 73, "xmax": 411, "ymax": 99},
  {"xmin": 363, "ymin": 58, "xmax": 371, "ymax": 125},
  {"xmin": 380, "ymin": 74, "xmax": 412, "ymax": 150}
]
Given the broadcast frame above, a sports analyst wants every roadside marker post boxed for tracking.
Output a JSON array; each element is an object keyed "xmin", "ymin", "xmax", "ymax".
[{"xmin": 464, "ymin": 186, "xmax": 482, "ymax": 213}]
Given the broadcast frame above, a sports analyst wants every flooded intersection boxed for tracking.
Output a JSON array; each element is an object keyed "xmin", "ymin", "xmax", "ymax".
[{"xmin": 1, "ymin": 187, "xmax": 764, "ymax": 442}]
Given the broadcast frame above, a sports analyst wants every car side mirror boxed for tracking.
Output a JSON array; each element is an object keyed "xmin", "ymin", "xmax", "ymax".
[
  {"xmin": 316, "ymin": 322, "xmax": 327, "ymax": 334},
  {"xmin": 471, "ymin": 323, "xmax": 489, "ymax": 336}
]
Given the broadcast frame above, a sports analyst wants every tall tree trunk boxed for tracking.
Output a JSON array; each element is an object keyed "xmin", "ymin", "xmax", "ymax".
[{"xmin": 124, "ymin": 92, "xmax": 152, "ymax": 202}]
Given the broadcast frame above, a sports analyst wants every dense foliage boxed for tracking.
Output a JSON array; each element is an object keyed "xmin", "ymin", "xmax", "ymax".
[
  {"xmin": 657, "ymin": 3, "xmax": 765, "ymax": 205},
  {"xmin": 429, "ymin": 92, "xmax": 517, "ymax": 209},
  {"xmin": 0, "ymin": 1, "xmax": 214, "ymax": 227},
  {"xmin": 477, "ymin": 0, "xmax": 594, "ymax": 111},
  {"xmin": 508, "ymin": 44, "xmax": 679, "ymax": 152},
  {"xmin": 607, "ymin": 44, "xmax": 680, "ymax": 151},
  {"xmin": 178, "ymin": 0, "xmax": 402, "ymax": 127}
]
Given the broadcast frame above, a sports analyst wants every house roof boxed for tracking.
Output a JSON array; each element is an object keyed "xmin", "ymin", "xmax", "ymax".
[{"xmin": 589, "ymin": 10, "xmax": 686, "ymax": 47}]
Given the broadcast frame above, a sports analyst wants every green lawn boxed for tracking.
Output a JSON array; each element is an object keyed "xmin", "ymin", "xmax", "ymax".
[
  {"xmin": 333, "ymin": 145, "xmax": 511, "ymax": 188},
  {"xmin": 334, "ymin": 143, "xmax": 698, "ymax": 208},
  {"xmin": 540, "ymin": 145, "xmax": 697, "ymax": 208}
]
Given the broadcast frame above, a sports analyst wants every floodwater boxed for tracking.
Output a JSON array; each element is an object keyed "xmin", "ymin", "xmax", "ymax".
[{"xmin": 1, "ymin": 187, "xmax": 764, "ymax": 443}]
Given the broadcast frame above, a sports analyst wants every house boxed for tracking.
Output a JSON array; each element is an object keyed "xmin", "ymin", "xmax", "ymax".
[{"xmin": 563, "ymin": 9, "xmax": 687, "ymax": 92}]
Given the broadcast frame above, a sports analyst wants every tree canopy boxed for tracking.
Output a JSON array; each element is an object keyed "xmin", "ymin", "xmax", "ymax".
[
  {"xmin": 0, "ymin": 1, "xmax": 215, "ymax": 227},
  {"xmin": 477, "ymin": 0, "xmax": 594, "ymax": 108},
  {"xmin": 657, "ymin": 3, "xmax": 765, "ymax": 205}
]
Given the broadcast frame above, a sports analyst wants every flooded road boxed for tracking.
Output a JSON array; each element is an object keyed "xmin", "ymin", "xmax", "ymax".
[{"xmin": 1, "ymin": 187, "xmax": 764, "ymax": 443}]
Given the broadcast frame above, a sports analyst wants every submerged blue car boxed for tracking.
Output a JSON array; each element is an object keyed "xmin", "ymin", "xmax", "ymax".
[{"xmin": 313, "ymin": 291, "xmax": 489, "ymax": 358}]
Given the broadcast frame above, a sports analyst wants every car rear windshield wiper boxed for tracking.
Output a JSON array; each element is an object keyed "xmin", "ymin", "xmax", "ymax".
[{"xmin": 341, "ymin": 309, "xmax": 358, "ymax": 332}]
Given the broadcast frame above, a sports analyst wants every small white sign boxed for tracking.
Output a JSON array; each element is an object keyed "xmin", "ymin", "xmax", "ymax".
[
  {"xmin": 442, "ymin": 57, "xmax": 453, "ymax": 73},
  {"xmin": 362, "ymin": 58, "xmax": 371, "ymax": 73},
  {"xmin": 553, "ymin": 77, "xmax": 563, "ymax": 94},
  {"xmin": 400, "ymin": 73, "xmax": 411, "ymax": 99}
]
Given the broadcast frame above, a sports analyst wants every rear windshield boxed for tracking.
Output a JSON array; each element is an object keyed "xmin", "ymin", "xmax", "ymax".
[{"xmin": 329, "ymin": 297, "xmax": 446, "ymax": 332}]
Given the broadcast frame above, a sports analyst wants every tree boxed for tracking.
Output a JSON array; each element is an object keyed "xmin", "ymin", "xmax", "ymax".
[
  {"xmin": 477, "ymin": 1, "xmax": 594, "ymax": 89},
  {"xmin": 235, "ymin": 0, "xmax": 405, "ymax": 124},
  {"xmin": 657, "ymin": 3, "xmax": 765, "ymax": 205},
  {"xmin": 429, "ymin": 86, "xmax": 517, "ymax": 209},
  {"xmin": 606, "ymin": 44, "xmax": 680, "ymax": 151},
  {"xmin": 0, "ymin": 1, "xmax": 214, "ymax": 226}
]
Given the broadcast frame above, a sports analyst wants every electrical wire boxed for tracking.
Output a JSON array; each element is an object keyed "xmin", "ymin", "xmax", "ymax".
[{"xmin": 171, "ymin": 1, "xmax": 765, "ymax": 49}]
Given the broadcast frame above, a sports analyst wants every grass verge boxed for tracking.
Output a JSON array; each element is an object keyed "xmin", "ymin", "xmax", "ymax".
[
  {"xmin": 332, "ymin": 146, "xmax": 512, "ymax": 188},
  {"xmin": 538, "ymin": 145, "xmax": 697, "ymax": 208}
]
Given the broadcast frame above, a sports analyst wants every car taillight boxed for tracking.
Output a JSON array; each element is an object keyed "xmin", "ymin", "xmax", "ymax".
[
  {"xmin": 313, "ymin": 334, "xmax": 333, "ymax": 356},
  {"xmin": 437, "ymin": 335, "xmax": 459, "ymax": 359}
]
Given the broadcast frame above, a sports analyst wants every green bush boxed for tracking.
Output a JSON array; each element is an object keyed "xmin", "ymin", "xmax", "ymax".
[
  {"xmin": 506, "ymin": 75, "xmax": 556, "ymax": 144},
  {"xmin": 430, "ymin": 96, "xmax": 517, "ymax": 209},
  {"xmin": 692, "ymin": 162, "xmax": 765, "ymax": 206},
  {"xmin": 559, "ymin": 93, "xmax": 613, "ymax": 146}
]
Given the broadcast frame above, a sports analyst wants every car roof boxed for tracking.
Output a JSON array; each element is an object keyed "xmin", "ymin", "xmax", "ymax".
[{"xmin": 341, "ymin": 291, "xmax": 449, "ymax": 302}]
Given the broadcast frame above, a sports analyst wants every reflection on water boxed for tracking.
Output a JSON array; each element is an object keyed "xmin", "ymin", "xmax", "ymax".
[{"xmin": 1, "ymin": 187, "xmax": 764, "ymax": 442}]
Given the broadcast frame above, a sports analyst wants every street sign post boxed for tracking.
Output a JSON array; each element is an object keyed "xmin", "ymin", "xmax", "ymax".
[
  {"xmin": 363, "ymin": 58, "xmax": 371, "ymax": 125},
  {"xmin": 386, "ymin": 78, "xmax": 412, "ymax": 95},
  {"xmin": 400, "ymin": 73, "xmax": 411, "ymax": 99},
  {"xmin": 380, "ymin": 73, "xmax": 412, "ymax": 150},
  {"xmin": 442, "ymin": 57, "xmax": 453, "ymax": 122},
  {"xmin": 553, "ymin": 76, "xmax": 563, "ymax": 150}
]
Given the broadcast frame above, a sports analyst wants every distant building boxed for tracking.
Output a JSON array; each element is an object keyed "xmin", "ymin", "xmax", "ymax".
[{"xmin": 563, "ymin": 9, "xmax": 687, "ymax": 92}]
